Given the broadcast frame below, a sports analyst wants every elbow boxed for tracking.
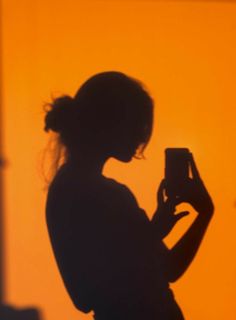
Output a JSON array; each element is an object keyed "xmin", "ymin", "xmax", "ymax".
[
  {"xmin": 165, "ymin": 264, "xmax": 182, "ymax": 282},
  {"xmin": 167, "ymin": 272, "xmax": 182, "ymax": 283},
  {"xmin": 65, "ymin": 282, "xmax": 93, "ymax": 313},
  {"xmin": 68, "ymin": 290, "xmax": 92, "ymax": 313},
  {"xmin": 165, "ymin": 256, "xmax": 184, "ymax": 283},
  {"xmin": 72, "ymin": 300, "xmax": 91, "ymax": 314}
]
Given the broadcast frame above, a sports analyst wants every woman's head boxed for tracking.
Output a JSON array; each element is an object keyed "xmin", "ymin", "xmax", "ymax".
[{"xmin": 44, "ymin": 71, "xmax": 154, "ymax": 164}]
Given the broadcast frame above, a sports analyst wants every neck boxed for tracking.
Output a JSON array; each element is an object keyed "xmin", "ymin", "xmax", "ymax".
[{"xmin": 66, "ymin": 152, "xmax": 109, "ymax": 176}]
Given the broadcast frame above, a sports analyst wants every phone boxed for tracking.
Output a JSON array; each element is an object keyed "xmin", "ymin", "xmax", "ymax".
[{"xmin": 165, "ymin": 148, "xmax": 190, "ymax": 197}]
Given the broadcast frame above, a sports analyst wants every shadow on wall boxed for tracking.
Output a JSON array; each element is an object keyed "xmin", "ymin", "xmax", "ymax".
[{"xmin": 0, "ymin": 304, "xmax": 42, "ymax": 320}]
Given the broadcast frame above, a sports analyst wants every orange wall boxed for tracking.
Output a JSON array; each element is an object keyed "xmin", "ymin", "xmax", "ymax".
[{"xmin": 2, "ymin": 1, "xmax": 236, "ymax": 319}]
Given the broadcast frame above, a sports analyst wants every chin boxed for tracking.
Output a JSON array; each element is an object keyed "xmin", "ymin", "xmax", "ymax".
[{"xmin": 113, "ymin": 152, "xmax": 134, "ymax": 163}]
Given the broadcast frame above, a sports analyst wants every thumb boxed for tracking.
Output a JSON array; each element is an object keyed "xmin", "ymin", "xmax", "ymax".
[
  {"xmin": 174, "ymin": 211, "xmax": 190, "ymax": 222},
  {"xmin": 157, "ymin": 179, "xmax": 166, "ymax": 205}
]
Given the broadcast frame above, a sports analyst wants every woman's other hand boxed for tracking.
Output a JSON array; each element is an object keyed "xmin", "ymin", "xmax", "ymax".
[{"xmin": 152, "ymin": 180, "xmax": 189, "ymax": 239}]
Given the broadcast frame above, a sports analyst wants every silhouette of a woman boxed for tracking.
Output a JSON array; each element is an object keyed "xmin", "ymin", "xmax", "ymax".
[{"xmin": 44, "ymin": 72, "xmax": 214, "ymax": 320}]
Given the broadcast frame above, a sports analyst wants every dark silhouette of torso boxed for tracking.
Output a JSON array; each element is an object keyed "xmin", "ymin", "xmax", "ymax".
[{"xmin": 46, "ymin": 163, "xmax": 184, "ymax": 320}]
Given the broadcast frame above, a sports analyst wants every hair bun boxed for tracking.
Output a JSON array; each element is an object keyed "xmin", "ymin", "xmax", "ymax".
[{"xmin": 44, "ymin": 95, "xmax": 75, "ymax": 133}]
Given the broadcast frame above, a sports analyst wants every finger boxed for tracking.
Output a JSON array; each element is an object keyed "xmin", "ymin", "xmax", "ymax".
[
  {"xmin": 174, "ymin": 211, "xmax": 190, "ymax": 221},
  {"xmin": 189, "ymin": 153, "xmax": 201, "ymax": 180},
  {"xmin": 157, "ymin": 179, "xmax": 166, "ymax": 205},
  {"xmin": 163, "ymin": 196, "xmax": 182, "ymax": 214},
  {"xmin": 166, "ymin": 196, "xmax": 184, "ymax": 208},
  {"xmin": 189, "ymin": 154, "xmax": 209, "ymax": 194}
]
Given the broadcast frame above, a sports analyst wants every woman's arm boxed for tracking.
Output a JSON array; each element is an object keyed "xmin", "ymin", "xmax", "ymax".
[
  {"xmin": 166, "ymin": 210, "xmax": 213, "ymax": 282},
  {"xmin": 152, "ymin": 154, "xmax": 214, "ymax": 282}
]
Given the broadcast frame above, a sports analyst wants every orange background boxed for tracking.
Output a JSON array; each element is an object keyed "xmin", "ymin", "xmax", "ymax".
[{"xmin": 1, "ymin": 1, "xmax": 236, "ymax": 319}]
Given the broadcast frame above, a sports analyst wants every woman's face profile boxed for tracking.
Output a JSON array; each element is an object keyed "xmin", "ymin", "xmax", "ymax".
[
  {"xmin": 110, "ymin": 139, "xmax": 139, "ymax": 162},
  {"xmin": 107, "ymin": 115, "xmax": 148, "ymax": 162}
]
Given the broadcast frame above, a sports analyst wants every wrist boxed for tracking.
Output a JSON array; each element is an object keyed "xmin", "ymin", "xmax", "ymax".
[{"xmin": 197, "ymin": 208, "xmax": 214, "ymax": 222}]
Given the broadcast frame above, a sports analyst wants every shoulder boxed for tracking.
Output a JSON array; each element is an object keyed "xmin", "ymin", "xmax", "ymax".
[
  {"xmin": 101, "ymin": 177, "xmax": 149, "ymax": 224},
  {"xmin": 102, "ymin": 177, "xmax": 139, "ymax": 206}
]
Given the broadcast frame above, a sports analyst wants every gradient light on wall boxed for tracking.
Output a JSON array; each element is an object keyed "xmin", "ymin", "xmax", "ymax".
[{"xmin": 2, "ymin": 1, "xmax": 236, "ymax": 319}]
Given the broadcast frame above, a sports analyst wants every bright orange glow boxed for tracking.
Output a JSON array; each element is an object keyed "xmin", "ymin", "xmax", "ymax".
[{"xmin": 2, "ymin": 1, "xmax": 236, "ymax": 319}]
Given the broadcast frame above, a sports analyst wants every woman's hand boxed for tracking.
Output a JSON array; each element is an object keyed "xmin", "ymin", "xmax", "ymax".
[
  {"xmin": 153, "ymin": 180, "xmax": 189, "ymax": 239},
  {"xmin": 177, "ymin": 153, "xmax": 214, "ymax": 217},
  {"xmin": 152, "ymin": 153, "xmax": 214, "ymax": 239},
  {"xmin": 152, "ymin": 154, "xmax": 214, "ymax": 280}
]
